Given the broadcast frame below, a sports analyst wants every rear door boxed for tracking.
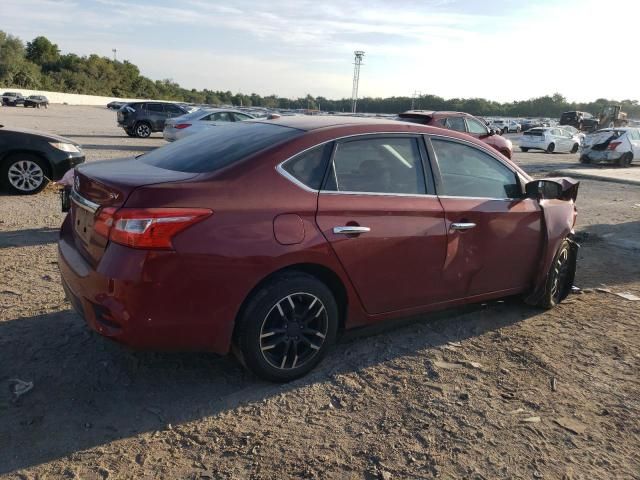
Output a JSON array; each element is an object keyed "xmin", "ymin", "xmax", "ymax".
[
  {"xmin": 465, "ymin": 116, "xmax": 490, "ymax": 140},
  {"xmin": 146, "ymin": 103, "xmax": 165, "ymax": 130},
  {"xmin": 427, "ymin": 136, "xmax": 543, "ymax": 299},
  {"xmin": 315, "ymin": 135, "xmax": 449, "ymax": 314}
]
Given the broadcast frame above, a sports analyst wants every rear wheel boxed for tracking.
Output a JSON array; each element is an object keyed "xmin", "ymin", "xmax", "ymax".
[
  {"xmin": 579, "ymin": 155, "xmax": 590, "ymax": 164},
  {"xmin": 0, "ymin": 154, "xmax": 48, "ymax": 195},
  {"xmin": 134, "ymin": 122, "xmax": 152, "ymax": 138},
  {"xmin": 546, "ymin": 142, "xmax": 555, "ymax": 154},
  {"xmin": 234, "ymin": 273, "xmax": 338, "ymax": 382},
  {"xmin": 618, "ymin": 152, "xmax": 633, "ymax": 167},
  {"xmin": 520, "ymin": 147, "xmax": 529, "ymax": 152},
  {"xmin": 570, "ymin": 143, "xmax": 579, "ymax": 154}
]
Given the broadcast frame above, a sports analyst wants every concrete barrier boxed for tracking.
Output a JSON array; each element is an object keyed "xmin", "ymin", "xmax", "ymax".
[{"xmin": 0, "ymin": 88, "xmax": 150, "ymax": 106}]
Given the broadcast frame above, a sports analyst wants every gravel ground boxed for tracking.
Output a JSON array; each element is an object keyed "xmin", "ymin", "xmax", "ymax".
[{"xmin": 1, "ymin": 106, "xmax": 639, "ymax": 479}]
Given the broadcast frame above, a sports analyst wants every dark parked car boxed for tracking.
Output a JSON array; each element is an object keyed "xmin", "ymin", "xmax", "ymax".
[
  {"xmin": 559, "ymin": 111, "xmax": 598, "ymax": 131},
  {"xmin": 117, "ymin": 102, "xmax": 190, "ymax": 137},
  {"xmin": 23, "ymin": 95, "xmax": 49, "ymax": 108},
  {"xmin": 0, "ymin": 126, "xmax": 84, "ymax": 194},
  {"xmin": 2, "ymin": 92, "xmax": 25, "ymax": 106},
  {"xmin": 397, "ymin": 110, "xmax": 514, "ymax": 158},
  {"xmin": 107, "ymin": 101, "xmax": 126, "ymax": 110},
  {"xmin": 59, "ymin": 117, "xmax": 579, "ymax": 382}
]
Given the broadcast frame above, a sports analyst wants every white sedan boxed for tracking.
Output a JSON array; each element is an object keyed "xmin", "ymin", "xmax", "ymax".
[
  {"xmin": 580, "ymin": 127, "xmax": 640, "ymax": 167},
  {"xmin": 163, "ymin": 109, "xmax": 254, "ymax": 142},
  {"xmin": 519, "ymin": 127, "xmax": 581, "ymax": 154}
]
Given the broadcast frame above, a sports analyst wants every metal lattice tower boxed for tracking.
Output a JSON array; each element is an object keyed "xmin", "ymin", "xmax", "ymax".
[{"xmin": 351, "ymin": 51, "xmax": 365, "ymax": 113}]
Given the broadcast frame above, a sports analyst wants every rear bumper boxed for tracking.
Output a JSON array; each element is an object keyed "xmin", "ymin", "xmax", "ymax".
[
  {"xmin": 162, "ymin": 129, "xmax": 177, "ymax": 142},
  {"xmin": 57, "ymin": 215, "xmax": 237, "ymax": 353},
  {"xmin": 581, "ymin": 150, "xmax": 625, "ymax": 163}
]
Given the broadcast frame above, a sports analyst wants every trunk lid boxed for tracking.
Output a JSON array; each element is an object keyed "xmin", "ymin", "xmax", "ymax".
[{"xmin": 71, "ymin": 158, "xmax": 199, "ymax": 265}]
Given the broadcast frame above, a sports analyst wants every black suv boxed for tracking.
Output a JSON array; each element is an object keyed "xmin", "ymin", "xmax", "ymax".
[
  {"xmin": 559, "ymin": 111, "xmax": 598, "ymax": 132},
  {"xmin": 117, "ymin": 102, "xmax": 190, "ymax": 138}
]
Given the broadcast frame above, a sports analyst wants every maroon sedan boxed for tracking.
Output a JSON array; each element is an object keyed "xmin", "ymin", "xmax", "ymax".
[
  {"xmin": 58, "ymin": 117, "xmax": 579, "ymax": 381},
  {"xmin": 397, "ymin": 110, "xmax": 514, "ymax": 159}
]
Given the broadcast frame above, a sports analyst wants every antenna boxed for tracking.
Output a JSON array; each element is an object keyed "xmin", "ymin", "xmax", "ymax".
[
  {"xmin": 411, "ymin": 91, "xmax": 422, "ymax": 110},
  {"xmin": 112, "ymin": 48, "xmax": 117, "ymax": 61},
  {"xmin": 351, "ymin": 51, "xmax": 365, "ymax": 114}
]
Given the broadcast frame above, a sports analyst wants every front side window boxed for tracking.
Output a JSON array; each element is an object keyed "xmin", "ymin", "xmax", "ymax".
[
  {"xmin": 233, "ymin": 113, "xmax": 253, "ymax": 121},
  {"xmin": 165, "ymin": 104, "xmax": 185, "ymax": 114},
  {"xmin": 282, "ymin": 144, "xmax": 331, "ymax": 190},
  {"xmin": 211, "ymin": 112, "xmax": 233, "ymax": 122},
  {"xmin": 466, "ymin": 117, "xmax": 489, "ymax": 134},
  {"xmin": 431, "ymin": 138, "xmax": 519, "ymax": 199},
  {"xmin": 324, "ymin": 137, "xmax": 426, "ymax": 195}
]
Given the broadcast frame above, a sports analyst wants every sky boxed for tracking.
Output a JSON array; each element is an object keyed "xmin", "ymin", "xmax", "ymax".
[{"xmin": 3, "ymin": 0, "xmax": 640, "ymax": 102}]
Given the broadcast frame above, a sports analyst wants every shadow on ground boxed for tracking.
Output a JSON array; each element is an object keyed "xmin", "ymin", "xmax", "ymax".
[
  {"xmin": 0, "ymin": 298, "xmax": 536, "ymax": 474},
  {"xmin": 79, "ymin": 144, "xmax": 157, "ymax": 152},
  {"xmin": 0, "ymin": 228, "xmax": 58, "ymax": 248}
]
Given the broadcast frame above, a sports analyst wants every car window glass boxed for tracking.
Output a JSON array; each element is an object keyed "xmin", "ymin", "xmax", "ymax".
[
  {"xmin": 432, "ymin": 139, "xmax": 519, "ymax": 199},
  {"xmin": 165, "ymin": 104, "xmax": 184, "ymax": 114},
  {"xmin": 282, "ymin": 144, "xmax": 331, "ymax": 190},
  {"xmin": 140, "ymin": 123, "xmax": 302, "ymax": 173},
  {"xmin": 444, "ymin": 117, "xmax": 466, "ymax": 132},
  {"xmin": 212, "ymin": 112, "xmax": 232, "ymax": 122},
  {"xmin": 629, "ymin": 129, "xmax": 640, "ymax": 140},
  {"xmin": 146, "ymin": 104, "xmax": 164, "ymax": 113},
  {"xmin": 233, "ymin": 113, "xmax": 252, "ymax": 121},
  {"xmin": 324, "ymin": 137, "xmax": 426, "ymax": 195},
  {"xmin": 466, "ymin": 117, "xmax": 488, "ymax": 134}
]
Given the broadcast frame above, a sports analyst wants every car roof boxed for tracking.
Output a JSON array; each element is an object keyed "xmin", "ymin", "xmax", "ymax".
[{"xmin": 258, "ymin": 115, "xmax": 418, "ymax": 131}]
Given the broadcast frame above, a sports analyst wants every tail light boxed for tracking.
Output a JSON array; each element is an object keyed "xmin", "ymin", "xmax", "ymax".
[
  {"xmin": 174, "ymin": 123, "xmax": 191, "ymax": 129},
  {"xmin": 607, "ymin": 141, "xmax": 621, "ymax": 151},
  {"xmin": 93, "ymin": 208, "xmax": 212, "ymax": 249}
]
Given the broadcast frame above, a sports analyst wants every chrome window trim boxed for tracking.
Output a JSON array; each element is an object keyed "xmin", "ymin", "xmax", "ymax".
[
  {"xmin": 70, "ymin": 189, "xmax": 100, "ymax": 213},
  {"xmin": 276, "ymin": 132, "xmax": 432, "ymax": 197},
  {"xmin": 438, "ymin": 195, "xmax": 517, "ymax": 202}
]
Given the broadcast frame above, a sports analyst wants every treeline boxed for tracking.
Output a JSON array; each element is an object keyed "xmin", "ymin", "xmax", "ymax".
[{"xmin": 1, "ymin": 31, "xmax": 639, "ymax": 118}]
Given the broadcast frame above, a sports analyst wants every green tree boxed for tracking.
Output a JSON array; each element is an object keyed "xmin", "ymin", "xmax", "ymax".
[{"xmin": 25, "ymin": 36, "xmax": 60, "ymax": 68}]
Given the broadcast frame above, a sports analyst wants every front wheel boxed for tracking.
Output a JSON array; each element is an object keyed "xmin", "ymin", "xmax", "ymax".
[
  {"xmin": 571, "ymin": 143, "xmax": 579, "ymax": 154},
  {"xmin": 520, "ymin": 147, "xmax": 529, "ymax": 152},
  {"xmin": 579, "ymin": 155, "xmax": 590, "ymax": 164},
  {"xmin": 546, "ymin": 142, "xmax": 555, "ymax": 154},
  {"xmin": 0, "ymin": 154, "xmax": 49, "ymax": 194},
  {"xmin": 234, "ymin": 273, "xmax": 339, "ymax": 382},
  {"xmin": 538, "ymin": 239, "xmax": 575, "ymax": 309}
]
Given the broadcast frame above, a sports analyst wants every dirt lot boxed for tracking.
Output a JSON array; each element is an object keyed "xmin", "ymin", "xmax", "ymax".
[{"xmin": 1, "ymin": 106, "xmax": 639, "ymax": 479}]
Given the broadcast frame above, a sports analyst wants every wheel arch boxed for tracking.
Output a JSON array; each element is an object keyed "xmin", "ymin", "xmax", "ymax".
[
  {"xmin": 232, "ymin": 262, "xmax": 349, "ymax": 342},
  {"xmin": 0, "ymin": 149, "xmax": 52, "ymax": 177}
]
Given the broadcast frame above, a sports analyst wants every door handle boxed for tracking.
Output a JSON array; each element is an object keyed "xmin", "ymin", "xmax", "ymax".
[
  {"xmin": 333, "ymin": 226, "xmax": 371, "ymax": 235},
  {"xmin": 450, "ymin": 222, "xmax": 476, "ymax": 231}
]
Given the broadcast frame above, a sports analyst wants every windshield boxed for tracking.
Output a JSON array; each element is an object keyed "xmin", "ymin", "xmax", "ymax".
[{"xmin": 139, "ymin": 122, "xmax": 303, "ymax": 173}]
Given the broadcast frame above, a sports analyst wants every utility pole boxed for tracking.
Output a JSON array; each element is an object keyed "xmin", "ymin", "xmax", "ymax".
[
  {"xmin": 112, "ymin": 49, "xmax": 117, "ymax": 61},
  {"xmin": 411, "ymin": 90, "xmax": 422, "ymax": 110},
  {"xmin": 351, "ymin": 51, "xmax": 365, "ymax": 114}
]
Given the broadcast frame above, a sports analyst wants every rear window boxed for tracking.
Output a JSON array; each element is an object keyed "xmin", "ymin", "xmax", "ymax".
[
  {"xmin": 140, "ymin": 122, "xmax": 302, "ymax": 173},
  {"xmin": 524, "ymin": 129, "xmax": 545, "ymax": 136}
]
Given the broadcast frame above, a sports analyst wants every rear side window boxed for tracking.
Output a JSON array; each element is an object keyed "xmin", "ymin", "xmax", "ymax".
[
  {"xmin": 324, "ymin": 137, "xmax": 426, "ymax": 195},
  {"xmin": 281, "ymin": 144, "xmax": 332, "ymax": 190},
  {"xmin": 233, "ymin": 113, "xmax": 253, "ymax": 121},
  {"xmin": 140, "ymin": 122, "xmax": 302, "ymax": 173},
  {"xmin": 165, "ymin": 104, "xmax": 185, "ymax": 114},
  {"xmin": 432, "ymin": 139, "xmax": 519, "ymax": 199},
  {"xmin": 146, "ymin": 103, "xmax": 164, "ymax": 113}
]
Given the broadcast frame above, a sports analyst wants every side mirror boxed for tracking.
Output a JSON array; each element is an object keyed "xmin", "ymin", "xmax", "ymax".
[{"xmin": 525, "ymin": 180, "xmax": 563, "ymax": 200}]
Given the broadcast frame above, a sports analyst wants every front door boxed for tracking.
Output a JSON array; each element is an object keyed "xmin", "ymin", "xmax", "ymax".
[
  {"xmin": 315, "ymin": 135, "xmax": 449, "ymax": 314},
  {"xmin": 428, "ymin": 136, "xmax": 544, "ymax": 299}
]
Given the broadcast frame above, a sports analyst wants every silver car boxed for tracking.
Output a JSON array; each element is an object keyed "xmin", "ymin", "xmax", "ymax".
[{"xmin": 163, "ymin": 109, "xmax": 254, "ymax": 142}]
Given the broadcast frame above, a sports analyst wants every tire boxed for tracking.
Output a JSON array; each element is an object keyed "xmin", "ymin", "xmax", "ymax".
[
  {"xmin": 546, "ymin": 143, "xmax": 555, "ymax": 154},
  {"xmin": 520, "ymin": 147, "xmax": 529, "ymax": 152},
  {"xmin": 124, "ymin": 129, "xmax": 136, "ymax": 137},
  {"xmin": 618, "ymin": 152, "xmax": 633, "ymax": 168},
  {"xmin": 570, "ymin": 143, "xmax": 579, "ymax": 154},
  {"xmin": 538, "ymin": 239, "xmax": 574, "ymax": 309},
  {"xmin": 234, "ymin": 272, "xmax": 339, "ymax": 382},
  {"xmin": 134, "ymin": 122, "xmax": 152, "ymax": 138},
  {"xmin": 579, "ymin": 155, "xmax": 590, "ymax": 164},
  {"xmin": 0, "ymin": 153, "xmax": 49, "ymax": 195}
]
